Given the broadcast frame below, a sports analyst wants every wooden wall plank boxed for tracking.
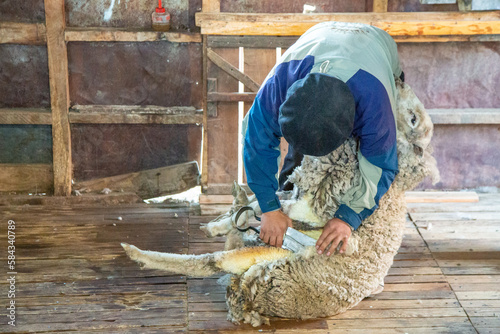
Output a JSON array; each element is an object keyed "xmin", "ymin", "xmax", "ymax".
[
  {"xmin": 0, "ymin": 108, "xmax": 52, "ymax": 125},
  {"xmin": 196, "ymin": 12, "xmax": 500, "ymax": 36},
  {"xmin": 69, "ymin": 105, "xmax": 202, "ymax": 125},
  {"xmin": 207, "ymin": 48, "xmax": 260, "ymax": 92},
  {"xmin": 201, "ymin": 36, "xmax": 209, "ymax": 187},
  {"xmin": 73, "ymin": 161, "xmax": 200, "ymax": 199},
  {"xmin": 207, "ymin": 35, "xmax": 500, "ymax": 48},
  {"xmin": 242, "ymin": 47, "xmax": 278, "ymax": 184},
  {"xmin": 65, "ymin": 28, "xmax": 201, "ymax": 43},
  {"xmin": 206, "ymin": 48, "xmax": 239, "ymax": 187},
  {"xmin": 44, "ymin": 0, "xmax": 72, "ymax": 196},
  {"xmin": 0, "ymin": 164, "xmax": 53, "ymax": 193},
  {"xmin": 0, "ymin": 22, "xmax": 46, "ymax": 45},
  {"xmin": 405, "ymin": 191, "xmax": 479, "ymax": 203},
  {"xmin": 428, "ymin": 109, "xmax": 500, "ymax": 124}
]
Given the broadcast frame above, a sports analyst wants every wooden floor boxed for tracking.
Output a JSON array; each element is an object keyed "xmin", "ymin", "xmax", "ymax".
[{"xmin": 1, "ymin": 194, "xmax": 499, "ymax": 333}]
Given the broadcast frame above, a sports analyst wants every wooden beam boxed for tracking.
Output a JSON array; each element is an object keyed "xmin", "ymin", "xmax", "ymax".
[
  {"xmin": 405, "ymin": 191, "xmax": 479, "ymax": 203},
  {"xmin": 73, "ymin": 161, "xmax": 200, "ymax": 199},
  {"xmin": 65, "ymin": 28, "xmax": 201, "ymax": 43},
  {"xmin": 69, "ymin": 105, "xmax": 203, "ymax": 124},
  {"xmin": 427, "ymin": 108, "xmax": 500, "ymax": 124},
  {"xmin": 195, "ymin": 12, "xmax": 500, "ymax": 36},
  {"xmin": 207, "ymin": 92, "xmax": 257, "ymax": 102},
  {"xmin": 201, "ymin": 35, "xmax": 209, "ymax": 188},
  {"xmin": 0, "ymin": 164, "xmax": 53, "ymax": 193},
  {"xmin": 45, "ymin": 0, "xmax": 72, "ymax": 196},
  {"xmin": 207, "ymin": 48, "xmax": 261, "ymax": 92},
  {"xmin": 207, "ymin": 78, "xmax": 218, "ymax": 117},
  {"xmin": 202, "ymin": 0, "xmax": 220, "ymax": 12},
  {"xmin": 208, "ymin": 34, "xmax": 500, "ymax": 47},
  {"xmin": 393, "ymin": 34, "xmax": 500, "ymax": 42},
  {"xmin": 0, "ymin": 22, "xmax": 47, "ymax": 45},
  {"xmin": 373, "ymin": 0, "xmax": 388, "ymax": 12},
  {"xmin": 0, "ymin": 109, "xmax": 52, "ymax": 125},
  {"xmin": 208, "ymin": 35, "xmax": 299, "ymax": 48}
]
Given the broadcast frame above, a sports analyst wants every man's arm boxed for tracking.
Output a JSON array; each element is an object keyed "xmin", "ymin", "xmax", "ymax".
[
  {"xmin": 336, "ymin": 70, "xmax": 399, "ymax": 231},
  {"xmin": 243, "ymin": 98, "xmax": 282, "ymax": 213}
]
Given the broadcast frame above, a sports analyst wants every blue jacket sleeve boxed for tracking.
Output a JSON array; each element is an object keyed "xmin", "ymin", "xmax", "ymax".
[
  {"xmin": 243, "ymin": 98, "xmax": 282, "ymax": 212},
  {"xmin": 337, "ymin": 70, "xmax": 399, "ymax": 230}
]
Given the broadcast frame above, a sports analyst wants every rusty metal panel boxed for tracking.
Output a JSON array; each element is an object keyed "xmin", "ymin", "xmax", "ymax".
[
  {"xmin": 418, "ymin": 125, "xmax": 500, "ymax": 189},
  {"xmin": 389, "ymin": 0, "xmax": 458, "ymax": 11},
  {"xmin": 399, "ymin": 42, "xmax": 500, "ymax": 108},
  {"xmin": 71, "ymin": 124, "xmax": 197, "ymax": 181},
  {"xmin": 0, "ymin": 125, "xmax": 52, "ymax": 164},
  {"xmin": 65, "ymin": 0, "xmax": 193, "ymax": 31},
  {"xmin": 0, "ymin": 45, "xmax": 50, "ymax": 108},
  {"xmin": 0, "ymin": 0, "xmax": 45, "ymax": 23},
  {"xmin": 67, "ymin": 41, "xmax": 202, "ymax": 107},
  {"xmin": 220, "ymin": 0, "xmax": 367, "ymax": 12}
]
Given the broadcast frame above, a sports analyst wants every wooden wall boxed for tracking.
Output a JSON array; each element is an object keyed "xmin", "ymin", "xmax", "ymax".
[
  {"xmin": 0, "ymin": 0, "xmax": 203, "ymax": 194},
  {"xmin": 1, "ymin": 0, "xmax": 500, "ymax": 195}
]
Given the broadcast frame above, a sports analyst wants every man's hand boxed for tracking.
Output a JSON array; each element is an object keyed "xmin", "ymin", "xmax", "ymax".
[
  {"xmin": 260, "ymin": 210, "xmax": 293, "ymax": 248},
  {"xmin": 316, "ymin": 218, "xmax": 352, "ymax": 256}
]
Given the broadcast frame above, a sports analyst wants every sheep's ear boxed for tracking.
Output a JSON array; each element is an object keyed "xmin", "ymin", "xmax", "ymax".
[
  {"xmin": 232, "ymin": 181, "xmax": 249, "ymax": 206},
  {"xmin": 413, "ymin": 145, "xmax": 424, "ymax": 158},
  {"xmin": 231, "ymin": 181, "xmax": 240, "ymax": 197}
]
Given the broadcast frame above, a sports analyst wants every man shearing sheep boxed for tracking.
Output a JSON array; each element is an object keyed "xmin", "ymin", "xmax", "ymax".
[{"xmin": 242, "ymin": 21, "xmax": 404, "ymax": 255}]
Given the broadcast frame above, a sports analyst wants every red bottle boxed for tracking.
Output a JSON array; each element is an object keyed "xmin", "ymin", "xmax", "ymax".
[{"xmin": 152, "ymin": 0, "xmax": 171, "ymax": 31}]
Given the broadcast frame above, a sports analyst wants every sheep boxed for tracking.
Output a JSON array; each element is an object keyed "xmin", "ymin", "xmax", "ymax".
[{"xmin": 121, "ymin": 78, "xmax": 440, "ymax": 326}]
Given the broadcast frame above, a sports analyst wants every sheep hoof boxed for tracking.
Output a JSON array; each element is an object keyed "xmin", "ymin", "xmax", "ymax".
[{"xmin": 121, "ymin": 242, "xmax": 141, "ymax": 262}]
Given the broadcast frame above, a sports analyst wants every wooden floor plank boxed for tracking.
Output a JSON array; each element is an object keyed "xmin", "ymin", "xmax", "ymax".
[
  {"xmin": 327, "ymin": 317, "xmax": 471, "ymax": 329},
  {"xmin": 2, "ymin": 192, "xmax": 500, "ymax": 332}
]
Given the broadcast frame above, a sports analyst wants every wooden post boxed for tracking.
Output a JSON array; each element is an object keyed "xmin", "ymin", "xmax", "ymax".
[
  {"xmin": 44, "ymin": 0, "xmax": 72, "ymax": 196},
  {"xmin": 373, "ymin": 0, "xmax": 388, "ymax": 13},
  {"xmin": 202, "ymin": 0, "xmax": 220, "ymax": 12},
  {"xmin": 201, "ymin": 35, "xmax": 209, "ymax": 189}
]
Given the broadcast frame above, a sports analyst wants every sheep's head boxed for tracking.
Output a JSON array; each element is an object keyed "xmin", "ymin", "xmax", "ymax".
[{"xmin": 394, "ymin": 79, "xmax": 440, "ymax": 191}]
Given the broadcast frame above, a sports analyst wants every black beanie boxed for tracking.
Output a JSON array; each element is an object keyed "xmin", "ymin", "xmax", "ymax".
[{"xmin": 278, "ymin": 73, "xmax": 356, "ymax": 156}]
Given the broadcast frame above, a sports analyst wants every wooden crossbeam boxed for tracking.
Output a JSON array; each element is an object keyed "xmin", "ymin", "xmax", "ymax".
[
  {"xmin": 0, "ymin": 22, "xmax": 46, "ymax": 45},
  {"xmin": 207, "ymin": 48, "xmax": 260, "ymax": 92},
  {"xmin": 73, "ymin": 161, "xmax": 200, "ymax": 199},
  {"xmin": 207, "ymin": 92, "xmax": 256, "ymax": 102},
  {"xmin": 406, "ymin": 191, "xmax": 479, "ymax": 203},
  {"xmin": 207, "ymin": 34, "xmax": 500, "ymax": 47},
  {"xmin": 65, "ymin": 28, "xmax": 201, "ymax": 43},
  {"xmin": 45, "ymin": 0, "xmax": 72, "ymax": 196},
  {"xmin": 4, "ymin": 108, "xmax": 498, "ymax": 125},
  {"xmin": 69, "ymin": 105, "xmax": 203, "ymax": 124},
  {"xmin": 196, "ymin": 12, "xmax": 500, "ymax": 36},
  {"xmin": 427, "ymin": 108, "xmax": 500, "ymax": 124},
  {"xmin": 0, "ymin": 109, "xmax": 52, "ymax": 125}
]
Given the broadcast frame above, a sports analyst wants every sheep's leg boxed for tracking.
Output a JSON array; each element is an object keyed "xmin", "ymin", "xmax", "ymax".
[
  {"xmin": 224, "ymin": 229, "xmax": 245, "ymax": 250},
  {"xmin": 200, "ymin": 215, "xmax": 233, "ymax": 237},
  {"xmin": 121, "ymin": 243, "xmax": 291, "ymax": 277}
]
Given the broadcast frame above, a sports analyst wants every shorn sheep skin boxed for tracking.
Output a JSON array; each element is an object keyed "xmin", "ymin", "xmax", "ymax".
[{"xmin": 121, "ymin": 79, "xmax": 440, "ymax": 326}]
